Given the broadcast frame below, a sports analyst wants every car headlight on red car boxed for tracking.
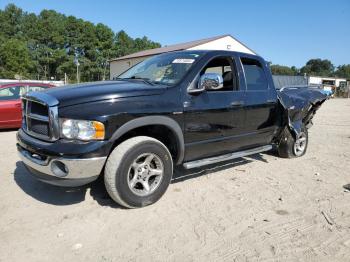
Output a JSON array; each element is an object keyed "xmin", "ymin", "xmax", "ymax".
[{"xmin": 60, "ymin": 119, "xmax": 105, "ymax": 141}]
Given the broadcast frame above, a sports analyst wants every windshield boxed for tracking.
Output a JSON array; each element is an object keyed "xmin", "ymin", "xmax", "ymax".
[{"xmin": 117, "ymin": 52, "xmax": 202, "ymax": 85}]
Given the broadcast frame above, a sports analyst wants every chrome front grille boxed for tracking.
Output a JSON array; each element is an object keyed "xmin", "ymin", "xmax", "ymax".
[
  {"xmin": 22, "ymin": 92, "xmax": 60, "ymax": 141},
  {"xmin": 30, "ymin": 118, "xmax": 50, "ymax": 136}
]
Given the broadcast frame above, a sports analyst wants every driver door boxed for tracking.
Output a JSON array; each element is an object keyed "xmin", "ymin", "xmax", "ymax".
[{"xmin": 183, "ymin": 56, "xmax": 246, "ymax": 162}]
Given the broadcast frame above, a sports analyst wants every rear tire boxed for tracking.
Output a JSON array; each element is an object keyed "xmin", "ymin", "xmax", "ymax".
[
  {"xmin": 104, "ymin": 136, "xmax": 173, "ymax": 208},
  {"xmin": 277, "ymin": 125, "xmax": 308, "ymax": 158}
]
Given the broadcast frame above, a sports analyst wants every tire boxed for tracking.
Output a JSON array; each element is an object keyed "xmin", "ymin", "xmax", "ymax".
[
  {"xmin": 277, "ymin": 125, "xmax": 308, "ymax": 158},
  {"xmin": 104, "ymin": 136, "xmax": 173, "ymax": 208}
]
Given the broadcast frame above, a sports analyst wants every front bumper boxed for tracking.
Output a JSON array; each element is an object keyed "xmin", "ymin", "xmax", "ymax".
[
  {"xmin": 18, "ymin": 145, "xmax": 106, "ymax": 186},
  {"xmin": 17, "ymin": 129, "xmax": 108, "ymax": 187}
]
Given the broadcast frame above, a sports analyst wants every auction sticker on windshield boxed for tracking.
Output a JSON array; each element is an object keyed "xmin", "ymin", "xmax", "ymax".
[{"xmin": 172, "ymin": 59, "xmax": 195, "ymax": 64}]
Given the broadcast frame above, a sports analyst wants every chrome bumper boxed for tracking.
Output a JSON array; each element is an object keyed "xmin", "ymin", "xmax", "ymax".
[{"xmin": 17, "ymin": 146, "xmax": 106, "ymax": 185}]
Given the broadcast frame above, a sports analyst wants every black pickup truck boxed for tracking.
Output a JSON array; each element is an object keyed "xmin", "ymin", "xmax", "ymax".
[{"xmin": 17, "ymin": 50, "xmax": 327, "ymax": 208}]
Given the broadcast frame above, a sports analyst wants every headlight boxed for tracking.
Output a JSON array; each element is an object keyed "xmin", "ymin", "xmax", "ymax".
[{"xmin": 60, "ymin": 119, "xmax": 105, "ymax": 141}]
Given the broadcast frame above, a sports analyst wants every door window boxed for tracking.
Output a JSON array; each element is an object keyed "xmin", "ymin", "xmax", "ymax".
[
  {"xmin": 0, "ymin": 86, "xmax": 25, "ymax": 101},
  {"xmin": 201, "ymin": 57, "xmax": 238, "ymax": 91},
  {"xmin": 241, "ymin": 58, "xmax": 268, "ymax": 91}
]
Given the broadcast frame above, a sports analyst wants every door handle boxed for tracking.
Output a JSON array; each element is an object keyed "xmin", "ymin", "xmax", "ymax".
[
  {"xmin": 230, "ymin": 101, "xmax": 244, "ymax": 107},
  {"xmin": 183, "ymin": 101, "xmax": 192, "ymax": 108},
  {"xmin": 267, "ymin": 99, "xmax": 276, "ymax": 104}
]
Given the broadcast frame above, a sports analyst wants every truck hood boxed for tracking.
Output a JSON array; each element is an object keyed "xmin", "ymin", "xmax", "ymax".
[
  {"xmin": 43, "ymin": 80, "xmax": 167, "ymax": 107},
  {"xmin": 277, "ymin": 87, "xmax": 327, "ymax": 136}
]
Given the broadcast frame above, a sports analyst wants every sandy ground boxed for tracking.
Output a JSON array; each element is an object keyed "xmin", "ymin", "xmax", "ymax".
[{"xmin": 0, "ymin": 99, "xmax": 350, "ymax": 262}]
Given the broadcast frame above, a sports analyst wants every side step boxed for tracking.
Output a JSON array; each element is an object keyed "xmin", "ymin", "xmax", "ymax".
[{"xmin": 183, "ymin": 145, "xmax": 272, "ymax": 169}]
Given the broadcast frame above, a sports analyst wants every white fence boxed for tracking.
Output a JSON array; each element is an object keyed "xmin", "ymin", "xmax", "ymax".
[{"xmin": 0, "ymin": 79, "xmax": 65, "ymax": 86}]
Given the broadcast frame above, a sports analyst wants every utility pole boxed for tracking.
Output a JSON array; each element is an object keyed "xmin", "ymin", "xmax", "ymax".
[
  {"xmin": 76, "ymin": 63, "xmax": 79, "ymax": 83},
  {"xmin": 74, "ymin": 48, "xmax": 81, "ymax": 83},
  {"xmin": 103, "ymin": 58, "xmax": 109, "ymax": 81},
  {"xmin": 74, "ymin": 56, "xmax": 80, "ymax": 83},
  {"xmin": 103, "ymin": 52, "xmax": 110, "ymax": 81}
]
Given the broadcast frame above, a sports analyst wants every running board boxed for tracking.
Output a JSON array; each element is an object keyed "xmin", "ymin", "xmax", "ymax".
[{"xmin": 183, "ymin": 145, "xmax": 272, "ymax": 169}]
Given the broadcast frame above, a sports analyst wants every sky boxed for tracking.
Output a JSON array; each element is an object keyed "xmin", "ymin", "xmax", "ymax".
[{"xmin": 0, "ymin": 0, "xmax": 349, "ymax": 67}]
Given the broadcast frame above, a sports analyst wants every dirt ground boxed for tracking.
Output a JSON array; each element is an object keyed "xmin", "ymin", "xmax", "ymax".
[{"xmin": 0, "ymin": 99, "xmax": 349, "ymax": 262}]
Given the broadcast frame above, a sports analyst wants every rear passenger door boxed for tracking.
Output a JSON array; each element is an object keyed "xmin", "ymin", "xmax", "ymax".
[{"xmin": 239, "ymin": 56, "xmax": 278, "ymax": 146}]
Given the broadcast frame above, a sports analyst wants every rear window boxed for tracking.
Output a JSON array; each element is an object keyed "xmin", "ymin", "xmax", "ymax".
[{"xmin": 241, "ymin": 58, "xmax": 268, "ymax": 91}]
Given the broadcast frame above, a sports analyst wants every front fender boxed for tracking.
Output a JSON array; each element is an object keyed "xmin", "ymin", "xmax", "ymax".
[{"xmin": 110, "ymin": 116, "xmax": 185, "ymax": 165}]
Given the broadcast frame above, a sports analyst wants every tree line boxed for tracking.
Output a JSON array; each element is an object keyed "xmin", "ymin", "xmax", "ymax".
[
  {"xmin": 0, "ymin": 4, "xmax": 160, "ymax": 82},
  {"xmin": 270, "ymin": 59, "xmax": 350, "ymax": 79},
  {"xmin": 1, "ymin": 4, "xmax": 349, "ymax": 82}
]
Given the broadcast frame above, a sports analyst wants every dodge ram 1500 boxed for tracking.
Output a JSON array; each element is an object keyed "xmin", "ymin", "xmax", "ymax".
[{"xmin": 17, "ymin": 50, "xmax": 327, "ymax": 208}]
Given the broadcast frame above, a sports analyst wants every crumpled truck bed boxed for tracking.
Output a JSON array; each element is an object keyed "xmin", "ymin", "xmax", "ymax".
[{"xmin": 277, "ymin": 87, "xmax": 328, "ymax": 137}]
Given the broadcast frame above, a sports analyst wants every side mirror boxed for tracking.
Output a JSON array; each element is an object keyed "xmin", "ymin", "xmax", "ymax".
[
  {"xmin": 199, "ymin": 73, "xmax": 223, "ymax": 91},
  {"xmin": 187, "ymin": 73, "xmax": 224, "ymax": 95}
]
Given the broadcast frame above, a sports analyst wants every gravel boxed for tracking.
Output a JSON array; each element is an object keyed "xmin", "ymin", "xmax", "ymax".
[{"xmin": 0, "ymin": 98, "xmax": 349, "ymax": 261}]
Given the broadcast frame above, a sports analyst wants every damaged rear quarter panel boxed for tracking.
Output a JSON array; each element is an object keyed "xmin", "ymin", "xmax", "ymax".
[{"xmin": 277, "ymin": 87, "xmax": 327, "ymax": 137}]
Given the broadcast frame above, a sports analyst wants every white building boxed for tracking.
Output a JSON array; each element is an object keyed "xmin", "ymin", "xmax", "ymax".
[
  {"xmin": 308, "ymin": 76, "xmax": 348, "ymax": 93},
  {"xmin": 109, "ymin": 35, "xmax": 256, "ymax": 79},
  {"xmin": 272, "ymin": 74, "xmax": 349, "ymax": 97},
  {"xmin": 309, "ymin": 76, "xmax": 347, "ymax": 88}
]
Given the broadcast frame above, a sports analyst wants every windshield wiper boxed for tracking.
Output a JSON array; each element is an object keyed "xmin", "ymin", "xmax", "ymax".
[{"xmin": 115, "ymin": 76, "xmax": 155, "ymax": 86}]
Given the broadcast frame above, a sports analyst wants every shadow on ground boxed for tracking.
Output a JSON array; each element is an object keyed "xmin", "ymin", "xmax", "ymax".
[
  {"xmin": 14, "ymin": 161, "xmax": 120, "ymax": 207},
  {"xmin": 14, "ymin": 161, "xmax": 88, "ymax": 206},
  {"xmin": 13, "ymin": 152, "xmax": 270, "ymax": 207},
  {"xmin": 0, "ymin": 128, "xmax": 19, "ymax": 133}
]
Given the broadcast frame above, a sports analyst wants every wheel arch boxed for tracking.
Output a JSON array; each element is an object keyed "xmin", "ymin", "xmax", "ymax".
[{"xmin": 109, "ymin": 116, "xmax": 184, "ymax": 165}]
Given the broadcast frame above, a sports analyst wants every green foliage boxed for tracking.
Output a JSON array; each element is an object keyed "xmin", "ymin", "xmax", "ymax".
[
  {"xmin": 114, "ymin": 31, "xmax": 160, "ymax": 58},
  {"xmin": 271, "ymin": 60, "xmax": 350, "ymax": 79},
  {"xmin": 300, "ymin": 59, "xmax": 334, "ymax": 77},
  {"xmin": 270, "ymin": 64, "xmax": 298, "ymax": 76},
  {"xmin": 0, "ymin": 38, "xmax": 33, "ymax": 79},
  {"xmin": 1, "ymin": 4, "xmax": 347, "ymax": 82},
  {"xmin": 0, "ymin": 4, "xmax": 24, "ymax": 39},
  {"xmin": 334, "ymin": 65, "xmax": 350, "ymax": 79},
  {"xmin": 0, "ymin": 4, "xmax": 160, "ymax": 82}
]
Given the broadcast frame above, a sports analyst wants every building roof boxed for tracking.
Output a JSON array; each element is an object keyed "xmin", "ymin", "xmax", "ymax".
[{"xmin": 110, "ymin": 34, "xmax": 253, "ymax": 62}]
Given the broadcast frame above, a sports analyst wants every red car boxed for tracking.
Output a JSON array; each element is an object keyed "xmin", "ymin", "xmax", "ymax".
[{"xmin": 0, "ymin": 82, "xmax": 55, "ymax": 129}]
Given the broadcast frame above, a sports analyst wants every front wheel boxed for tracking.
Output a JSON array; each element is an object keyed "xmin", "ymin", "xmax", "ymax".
[
  {"xmin": 277, "ymin": 125, "xmax": 308, "ymax": 158},
  {"xmin": 104, "ymin": 136, "xmax": 173, "ymax": 208}
]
